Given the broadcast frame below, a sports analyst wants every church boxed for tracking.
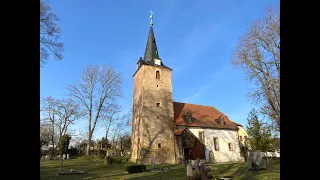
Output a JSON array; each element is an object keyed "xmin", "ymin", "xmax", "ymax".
[{"xmin": 131, "ymin": 14, "xmax": 244, "ymax": 165}]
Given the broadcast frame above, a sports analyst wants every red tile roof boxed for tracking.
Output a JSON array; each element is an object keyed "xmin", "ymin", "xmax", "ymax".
[
  {"xmin": 174, "ymin": 128, "xmax": 186, "ymax": 136},
  {"xmin": 231, "ymin": 121, "xmax": 243, "ymax": 127},
  {"xmin": 173, "ymin": 102, "xmax": 238, "ymax": 130}
]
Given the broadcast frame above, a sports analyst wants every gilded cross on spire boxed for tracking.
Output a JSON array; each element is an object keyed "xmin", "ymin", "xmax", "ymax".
[{"xmin": 150, "ymin": 11, "xmax": 153, "ymax": 26}]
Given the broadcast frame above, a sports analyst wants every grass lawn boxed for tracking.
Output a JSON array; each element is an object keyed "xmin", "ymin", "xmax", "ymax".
[
  {"xmin": 206, "ymin": 159, "xmax": 280, "ymax": 180},
  {"xmin": 40, "ymin": 156, "xmax": 279, "ymax": 180}
]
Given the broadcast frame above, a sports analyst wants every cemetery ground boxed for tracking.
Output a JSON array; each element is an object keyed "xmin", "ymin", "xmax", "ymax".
[{"xmin": 40, "ymin": 156, "xmax": 280, "ymax": 180}]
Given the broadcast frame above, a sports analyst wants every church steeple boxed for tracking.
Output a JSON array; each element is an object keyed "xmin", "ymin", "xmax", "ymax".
[
  {"xmin": 134, "ymin": 11, "xmax": 172, "ymax": 75},
  {"xmin": 143, "ymin": 25, "xmax": 160, "ymax": 64},
  {"xmin": 143, "ymin": 11, "xmax": 161, "ymax": 64}
]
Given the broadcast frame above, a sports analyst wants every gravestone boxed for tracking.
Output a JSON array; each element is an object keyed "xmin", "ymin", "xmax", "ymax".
[
  {"xmin": 194, "ymin": 158, "xmax": 200, "ymax": 171},
  {"xmin": 199, "ymin": 164, "xmax": 208, "ymax": 180},
  {"xmin": 247, "ymin": 150, "xmax": 267, "ymax": 170},
  {"xmin": 67, "ymin": 154, "xmax": 70, "ymax": 160},
  {"xmin": 183, "ymin": 159, "xmax": 188, "ymax": 168},
  {"xmin": 151, "ymin": 158, "xmax": 155, "ymax": 169},
  {"xmin": 186, "ymin": 161, "xmax": 193, "ymax": 180}
]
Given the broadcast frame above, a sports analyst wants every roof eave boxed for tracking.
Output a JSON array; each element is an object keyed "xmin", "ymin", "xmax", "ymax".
[{"xmin": 175, "ymin": 124, "xmax": 238, "ymax": 130}]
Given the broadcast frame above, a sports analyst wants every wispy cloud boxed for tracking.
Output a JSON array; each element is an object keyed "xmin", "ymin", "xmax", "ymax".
[
  {"xmin": 168, "ymin": 13, "xmax": 237, "ymax": 78},
  {"xmin": 169, "ymin": 25, "xmax": 219, "ymax": 77},
  {"xmin": 183, "ymin": 65, "xmax": 232, "ymax": 102}
]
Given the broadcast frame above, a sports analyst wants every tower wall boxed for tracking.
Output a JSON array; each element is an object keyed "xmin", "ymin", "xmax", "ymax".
[
  {"xmin": 131, "ymin": 65, "xmax": 144, "ymax": 163},
  {"xmin": 131, "ymin": 65, "xmax": 176, "ymax": 164}
]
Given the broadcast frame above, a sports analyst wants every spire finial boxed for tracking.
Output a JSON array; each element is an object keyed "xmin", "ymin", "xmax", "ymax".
[{"xmin": 150, "ymin": 11, "xmax": 153, "ymax": 26}]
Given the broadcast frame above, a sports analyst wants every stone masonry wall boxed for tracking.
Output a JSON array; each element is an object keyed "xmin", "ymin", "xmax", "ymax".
[{"xmin": 131, "ymin": 64, "xmax": 176, "ymax": 164}]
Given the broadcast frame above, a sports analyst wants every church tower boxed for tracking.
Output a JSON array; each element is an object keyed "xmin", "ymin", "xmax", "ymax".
[{"xmin": 131, "ymin": 12, "xmax": 176, "ymax": 165}]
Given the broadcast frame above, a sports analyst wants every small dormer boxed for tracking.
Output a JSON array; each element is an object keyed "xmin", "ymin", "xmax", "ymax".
[
  {"xmin": 182, "ymin": 111, "xmax": 193, "ymax": 124},
  {"xmin": 216, "ymin": 115, "xmax": 225, "ymax": 126},
  {"xmin": 186, "ymin": 116, "xmax": 192, "ymax": 124}
]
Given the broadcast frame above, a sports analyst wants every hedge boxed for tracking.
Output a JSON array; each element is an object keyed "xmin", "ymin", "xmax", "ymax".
[
  {"xmin": 107, "ymin": 156, "xmax": 129, "ymax": 164},
  {"xmin": 124, "ymin": 164, "xmax": 147, "ymax": 173}
]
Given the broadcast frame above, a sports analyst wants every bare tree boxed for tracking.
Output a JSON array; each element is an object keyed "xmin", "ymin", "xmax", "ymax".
[
  {"xmin": 100, "ymin": 103, "xmax": 121, "ymax": 159},
  {"xmin": 55, "ymin": 98, "xmax": 82, "ymax": 139},
  {"xmin": 69, "ymin": 64, "xmax": 123, "ymax": 156},
  {"xmin": 40, "ymin": 121, "xmax": 51, "ymax": 156},
  {"xmin": 231, "ymin": 5, "xmax": 280, "ymax": 132},
  {"xmin": 41, "ymin": 97, "xmax": 81, "ymax": 155},
  {"xmin": 120, "ymin": 135, "xmax": 131, "ymax": 157},
  {"xmin": 101, "ymin": 103, "xmax": 121, "ymax": 143},
  {"xmin": 68, "ymin": 129, "xmax": 90, "ymax": 154},
  {"xmin": 110, "ymin": 111, "xmax": 131, "ymax": 156},
  {"xmin": 40, "ymin": 119, "xmax": 51, "ymax": 145},
  {"xmin": 111, "ymin": 112, "xmax": 131, "ymax": 143},
  {"xmin": 41, "ymin": 97, "xmax": 58, "ymax": 156},
  {"xmin": 69, "ymin": 129, "xmax": 87, "ymax": 149},
  {"xmin": 126, "ymin": 107, "xmax": 133, "ymax": 127},
  {"xmin": 40, "ymin": 0, "xmax": 64, "ymax": 67}
]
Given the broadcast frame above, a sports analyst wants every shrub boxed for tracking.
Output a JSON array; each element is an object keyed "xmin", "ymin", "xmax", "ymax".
[
  {"xmin": 97, "ymin": 149, "xmax": 106, "ymax": 156},
  {"xmin": 124, "ymin": 164, "xmax": 146, "ymax": 173},
  {"xmin": 66, "ymin": 147, "xmax": 79, "ymax": 157},
  {"xmin": 89, "ymin": 149, "xmax": 99, "ymax": 156},
  {"xmin": 107, "ymin": 156, "xmax": 120, "ymax": 164},
  {"xmin": 106, "ymin": 156, "xmax": 129, "ymax": 164}
]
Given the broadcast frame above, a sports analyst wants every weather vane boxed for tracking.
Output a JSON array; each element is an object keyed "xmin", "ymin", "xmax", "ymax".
[{"xmin": 150, "ymin": 11, "xmax": 153, "ymax": 26}]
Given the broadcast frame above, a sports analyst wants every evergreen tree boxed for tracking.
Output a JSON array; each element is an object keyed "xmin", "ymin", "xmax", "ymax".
[{"xmin": 246, "ymin": 109, "xmax": 274, "ymax": 151}]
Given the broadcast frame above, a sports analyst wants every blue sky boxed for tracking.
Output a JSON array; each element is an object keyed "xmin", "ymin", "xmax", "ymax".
[{"xmin": 40, "ymin": 0, "xmax": 278, "ymax": 140}]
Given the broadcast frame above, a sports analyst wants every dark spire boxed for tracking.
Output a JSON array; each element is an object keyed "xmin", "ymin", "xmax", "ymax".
[
  {"xmin": 133, "ymin": 10, "xmax": 172, "ymax": 74},
  {"xmin": 143, "ymin": 26, "xmax": 160, "ymax": 64}
]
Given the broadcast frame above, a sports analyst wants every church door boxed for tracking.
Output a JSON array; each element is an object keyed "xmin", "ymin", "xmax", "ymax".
[{"xmin": 184, "ymin": 148, "xmax": 191, "ymax": 160}]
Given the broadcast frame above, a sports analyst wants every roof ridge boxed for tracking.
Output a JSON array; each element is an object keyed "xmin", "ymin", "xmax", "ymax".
[
  {"xmin": 173, "ymin": 101, "xmax": 214, "ymax": 108},
  {"xmin": 174, "ymin": 101, "xmax": 228, "ymax": 116}
]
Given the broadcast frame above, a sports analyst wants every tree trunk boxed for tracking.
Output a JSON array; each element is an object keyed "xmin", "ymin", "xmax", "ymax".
[
  {"xmin": 120, "ymin": 137, "xmax": 123, "ymax": 156},
  {"xmin": 51, "ymin": 135, "xmax": 55, "ymax": 158},
  {"xmin": 51, "ymin": 119, "xmax": 55, "ymax": 158},
  {"xmin": 105, "ymin": 149, "xmax": 109, "ymax": 165},
  {"xmin": 86, "ymin": 132, "xmax": 92, "ymax": 156},
  {"xmin": 59, "ymin": 138, "xmax": 64, "ymax": 172}
]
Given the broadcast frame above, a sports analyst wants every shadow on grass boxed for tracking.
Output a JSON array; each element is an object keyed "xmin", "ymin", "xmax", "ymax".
[
  {"xmin": 128, "ymin": 167, "xmax": 187, "ymax": 180},
  {"xmin": 40, "ymin": 159, "xmax": 183, "ymax": 180},
  {"xmin": 207, "ymin": 163, "xmax": 243, "ymax": 176},
  {"xmin": 205, "ymin": 161, "xmax": 280, "ymax": 180},
  {"xmin": 40, "ymin": 161, "xmax": 124, "ymax": 180},
  {"xmin": 41, "ymin": 157, "xmax": 279, "ymax": 180},
  {"xmin": 236, "ymin": 161, "xmax": 280, "ymax": 180}
]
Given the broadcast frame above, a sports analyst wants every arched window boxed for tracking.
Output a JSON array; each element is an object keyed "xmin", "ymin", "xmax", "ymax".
[{"xmin": 156, "ymin": 70, "xmax": 160, "ymax": 80}]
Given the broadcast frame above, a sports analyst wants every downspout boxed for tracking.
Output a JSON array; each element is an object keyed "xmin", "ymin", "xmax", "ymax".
[{"xmin": 174, "ymin": 128, "xmax": 177, "ymax": 164}]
